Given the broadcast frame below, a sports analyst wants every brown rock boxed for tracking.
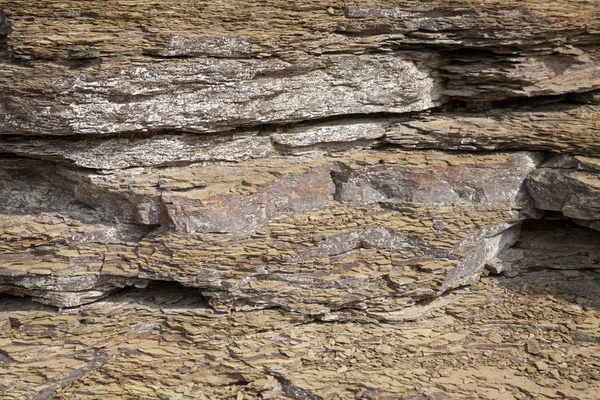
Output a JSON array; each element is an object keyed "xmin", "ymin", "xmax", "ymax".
[
  {"xmin": 526, "ymin": 340, "xmax": 543, "ymax": 355},
  {"xmin": 489, "ymin": 332, "xmax": 503, "ymax": 344},
  {"xmin": 1, "ymin": 1, "xmax": 600, "ymax": 398},
  {"xmin": 375, "ymin": 344, "xmax": 393, "ymax": 355},
  {"xmin": 536, "ymin": 361, "xmax": 550, "ymax": 372}
]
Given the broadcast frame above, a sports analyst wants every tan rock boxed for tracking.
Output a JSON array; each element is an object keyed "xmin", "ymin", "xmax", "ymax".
[
  {"xmin": 489, "ymin": 332, "xmax": 503, "ymax": 344},
  {"xmin": 0, "ymin": 1, "xmax": 599, "ymax": 398},
  {"xmin": 536, "ymin": 361, "xmax": 550, "ymax": 372},
  {"xmin": 526, "ymin": 340, "xmax": 543, "ymax": 355}
]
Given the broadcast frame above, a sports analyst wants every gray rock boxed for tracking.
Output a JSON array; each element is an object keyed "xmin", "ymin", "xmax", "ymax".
[{"xmin": 1, "ymin": 55, "xmax": 443, "ymax": 135}]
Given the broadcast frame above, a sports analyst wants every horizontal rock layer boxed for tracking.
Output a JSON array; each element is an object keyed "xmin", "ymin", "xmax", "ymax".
[
  {"xmin": 1, "ymin": 151, "xmax": 539, "ymax": 312},
  {"xmin": 2, "ymin": 267, "xmax": 600, "ymax": 399}
]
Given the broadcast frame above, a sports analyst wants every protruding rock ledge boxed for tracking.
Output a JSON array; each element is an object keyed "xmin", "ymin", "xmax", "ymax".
[
  {"xmin": 1, "ymin": 151, "xmax": 543, "ymax": 314},
  {"xmin": 1, "ymin": 54, "xmax": 444, "ymax": 135}
]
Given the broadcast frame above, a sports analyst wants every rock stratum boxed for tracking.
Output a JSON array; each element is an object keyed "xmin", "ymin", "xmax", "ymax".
[{"xmin": 0, "ymin": 1, "xmax": 599, "ymax": 399}]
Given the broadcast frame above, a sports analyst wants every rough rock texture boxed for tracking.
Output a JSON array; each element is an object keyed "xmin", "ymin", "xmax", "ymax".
[
  {"xmin": 1, "ymin": 0, "xmax": 600, "ymax": 398},
  {"xmin": 3, "ymin": 270, "xmax": 600, "ymax": 400},
  {"xmin": 0, "ymin": 151, "xmax": 540, "ymax": 312}
]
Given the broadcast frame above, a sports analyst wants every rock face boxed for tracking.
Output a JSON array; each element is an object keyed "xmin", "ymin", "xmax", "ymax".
[{"xmin": 1, "ymin": 1, "xmax": 600, "ymax": 398}]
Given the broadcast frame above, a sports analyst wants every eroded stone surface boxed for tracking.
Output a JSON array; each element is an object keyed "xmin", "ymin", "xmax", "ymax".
[
  {"xmin": 1, "ymin": 269, "xmax": 599, "ymax": 399},
  {"xmin": 385, "ymin": 101, "xmax": 600, "ymax": 155},
  {"xmin": 1, "ymin": 0, "xmax": 600, "ymax": 398},
  {"xmin": 1, "ymin": 54, "xmax": 443, "ymax": 135},
  {"xmin": 1, "ymin": 151, "xmax": 541, "ymax": 313},
  {"xmin": 526, "ymin": 155, "xmax": 600, "ymax": 222}
]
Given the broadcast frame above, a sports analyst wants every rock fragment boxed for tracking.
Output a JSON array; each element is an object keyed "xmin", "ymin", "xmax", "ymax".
[{"xmin": 526, "ymin": 340, "xmax": 543, "ymax": 355}]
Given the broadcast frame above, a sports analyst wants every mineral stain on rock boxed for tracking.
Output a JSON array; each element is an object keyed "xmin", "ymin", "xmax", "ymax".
[{"xmin": 1, "ymin": 0, "xmax": 600, "ymax": 398}]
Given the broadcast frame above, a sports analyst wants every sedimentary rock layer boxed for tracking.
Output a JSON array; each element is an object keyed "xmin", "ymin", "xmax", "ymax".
[
  {"xmin": 1, "ymin": 0, "xmax": 600, "ymax": 398},
  {"xmin": 2, "ymin": 266, "xmax": 600, "ymax": 399},
  {"xmin": 1, "ymin": 151, "xmax": 538, "ymax": 312}
]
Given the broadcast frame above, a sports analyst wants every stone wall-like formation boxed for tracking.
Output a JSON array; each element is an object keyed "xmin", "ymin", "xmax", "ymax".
[{"xmin": 1, "ymin": 1, "xmax": 600, "ymax": 399}]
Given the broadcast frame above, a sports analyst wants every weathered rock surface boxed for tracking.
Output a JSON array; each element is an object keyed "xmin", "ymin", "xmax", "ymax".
[
  {"xmin": 526, "ymin": 155, "xmax": 600, "ymax": 222},
  {"xmin": 2, "ymin": 269, "xmax": 600, "ymax": 399},
  {"xmin": 1, "ymin": 151, "xmax": 540, "ymax": 312},
  {"xmin": 386, "ymin": 101, "xmax": 600, "ymax": 154},
  {"xmin": 1, "ymin": 0, "xmax": 600, "ymax": 398}
]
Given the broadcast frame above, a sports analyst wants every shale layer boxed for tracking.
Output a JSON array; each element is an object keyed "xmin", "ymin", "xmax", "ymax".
[{"xmin": 1, "ymin": 1, "xmax": 599, "ymax": 399}]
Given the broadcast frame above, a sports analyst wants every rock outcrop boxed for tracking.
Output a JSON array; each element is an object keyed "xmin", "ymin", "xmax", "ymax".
[{"xmin": 1, "ymin": 1, "xmax": 600, "ymax": 398}]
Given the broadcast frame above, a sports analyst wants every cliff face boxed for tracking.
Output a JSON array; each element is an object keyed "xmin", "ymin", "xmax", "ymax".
[{"xmin": 1, "ymin": 1, "xmax": 600, "ymax": 399}]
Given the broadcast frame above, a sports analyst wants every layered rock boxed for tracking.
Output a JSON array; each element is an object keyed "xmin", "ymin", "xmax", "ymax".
[
  {"xmin": 1, "ymin": 0, "xmax": 600, "ymax": 398},
  {"xmin": 3, "ymin": 270, "xmax": 600, "ymax": 399},
  {"xmin": 1, "ymin": 151, "xmax": 540, "ymax": 314}
]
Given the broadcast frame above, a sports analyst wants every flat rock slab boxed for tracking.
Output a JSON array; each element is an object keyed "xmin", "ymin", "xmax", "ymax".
[
  {"xmin": 1, "ymin": 54, "xmax": 443, "ymax": 135},
  {"xmin": 385, "ymin": 103, "xmax": 600, "ymax": 155}
]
